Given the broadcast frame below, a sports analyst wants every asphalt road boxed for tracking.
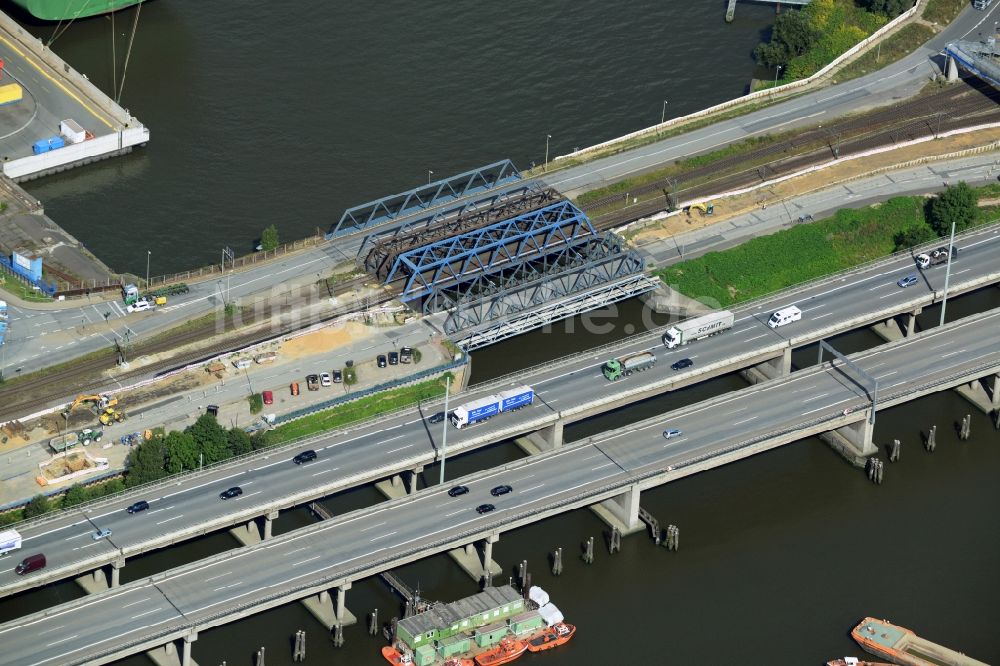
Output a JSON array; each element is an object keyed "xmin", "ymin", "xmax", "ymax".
[
  {"xmin": 540, "ymin": 3, "xmax": 1000, "ymax": 198},
  {"xmin": 2, "ymin": 309, "xmax": 997, "ymax": 666},
  {"xmin": 2, "ymin": 221, "xmax": 998, "ymax": 597}
]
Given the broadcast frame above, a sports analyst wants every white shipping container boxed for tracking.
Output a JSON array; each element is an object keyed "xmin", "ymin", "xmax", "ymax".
[
  {"xmin": 59, "ymin": 119, "xmax": 86, "ymax": 144},
  {"xmin": 0, "ymin": 528, "xmax": 22, "ymax": 556}
]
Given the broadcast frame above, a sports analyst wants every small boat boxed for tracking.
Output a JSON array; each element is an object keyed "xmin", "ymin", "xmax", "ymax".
[
  {"xmin": 526, "ymin": 622, "xmax": 576, "ymax": 652},
  {"xmin": 827, "ymin": 658, "xmax": 894, "ymax": 666},
  {"xmin": 474, "ymin": 636, "xmax": 528, "ymax": 666},
  {"xmin": 443, "ymin": 659, "xmax": 474, "ymax": 666},
  {"xmin": 381, "ymin": 646, "xmax": 413, "ymax": 666}
]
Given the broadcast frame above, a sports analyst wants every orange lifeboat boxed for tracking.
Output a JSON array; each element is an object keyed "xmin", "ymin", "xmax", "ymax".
[
  {"xmin": 381, "ymin": 646, "xmax": 413, "ymax": 665},
  {"xmin": 474, "ymin": 636, "xmax": 528, "ymax": 666},
  {"xmin": 526, "ymin": 622, "xmax": 576, "ymax": 652}
]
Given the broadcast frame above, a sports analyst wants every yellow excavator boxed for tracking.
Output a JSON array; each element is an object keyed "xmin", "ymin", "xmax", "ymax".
[
  {"xmin": 99, "ymin": 406, "xmax": 125, "ymax": 426},
  {"xmin": 69, "ymin": 394, "xmax": 117, "ymax": 413},
  {"xmin": 686, "ymin": 202, "xmax": 715, "ymax": 217}
]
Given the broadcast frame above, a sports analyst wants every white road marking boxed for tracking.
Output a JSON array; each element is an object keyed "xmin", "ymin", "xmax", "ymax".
[{"xmin": 156, "ymin": 514, "xmax": 184, "ymax": 525}]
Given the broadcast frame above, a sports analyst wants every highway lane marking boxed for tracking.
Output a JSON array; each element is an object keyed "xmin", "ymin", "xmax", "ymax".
[
  {"xmin": 874, "ymin": 371, "xmax": 898, "ymax": 379},
  {"xmin": 370, "ymin": 531, "xmax": 398, "ymax": 542},
  {"xmin": 740, "ymin": 333, "xmax": 770, "ymax": 343},
  {"xmin": 812, "ymin": 312, "xmax": 834, "ymax": 319},
  {"xmin": 519, "ymin": 483, "xmax": 545, "ymax": 493},
  {"xmin": 360, "ymin": 521, "xmax": 387, "ymax": 533},
  {"xmin": 156, "ymin": 515, "xmax": 185, "ymax": 525},
  {"xmin": 44, "ymin": 633, "xmax": 79, "ymax": 647},
  {"xmin": 312, "ymin": 467, "xmax": 339, "ymax": 476},
  {"xmin": 802, "ymin": 400, "xmax": 848, "ymax": 416},
  {"xmin": 867, "ymin": 282, "xmax": 891, "ymax": 291},
  {"xmin": 802, "ymin": 392, "xmax": 831, "ymax": 403},
  {"xmin": 927, "ymin": 341, "xmax": 953, "ymax": 351},
  {"xmin": 242, "ymin": 491, "xmax": 264, "ymax": 499},
  {"xmin": 32, "ymin": 618, "xmax": 177, "ymax": 666},
  {"xmin": 63, "ymin": 532, "xmax": 91, "ymax": 541},
  {"xmin": 162, "ymin": 470, "xmax": 245, "ymax": 499},
  {"xmin": 130, "ymin": 608, "xmax": 163, "ymax": 620},
  {"xmin": 148, "ymin": 505, "xmax": 176, "ymax": 514},
  {"xmin": 940, "ymin": 349, "xmax": 966, "ymax": 358},
  {"xmin": 732, "ymin": 416, "xmax": 759, "ymax": 426},
  {"xmin": 444, "ymin": 508, "xmax": 466, "ymax": 517},
  {"xmin": 36, "ymin": 625, "xmax": 65, "ymax": 635},
  {"xmin": 384, "ymin": 445, "xmax": 413, "ymax": 455},
  {"xmin": 291, "ymin": 555, "xmax": 322, "ymax": 567},
  {"xmin": 591, "ymin": 462, "xmax": 617, "ymax": 471},
  {"xmin": 383, "ymin": 434, "xmax": 405, "ymax": 442},
  {"xmin": 74, "ymin": 541, "xmax": 102, "ymax": 550},
  {"xmin": 0, "ymin": 583, "xmax": 151, "ymax": 633},
  {"xmin": 203, "ymin": 572, "xmax": 232, "ymax": 583}
]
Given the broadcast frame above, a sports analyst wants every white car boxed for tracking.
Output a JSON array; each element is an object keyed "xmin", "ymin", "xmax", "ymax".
[
  {"xmin": 320, "ymin": 372, "xmax": 332, "ymax": 387},
  {"xmin": 663, "ymin": 428, "xmax": 683, "ymax": 440},
  {"xmin": 127, "ymin": 299, "xmax": 152, "ymax": 313}
]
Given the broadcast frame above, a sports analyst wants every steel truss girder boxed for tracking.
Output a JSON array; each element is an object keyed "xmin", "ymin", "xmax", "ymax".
[
  {"xmin": 453, "ymin": 274, "xmax": 661, "ymax": 351},
  {"xmin": 330, "ymin": 159, "xmax": 521, "ymax": 238},
  {"xmin": 389, "ymin": 200, "xmax": 597, "ymax": 302},
  {"xmin": 422, "ymin": 233, "xmax": 642, "ymax": 322},
  {"xmin": 363, "ymin": 186, "xmax": 560, "ymax": 278}
]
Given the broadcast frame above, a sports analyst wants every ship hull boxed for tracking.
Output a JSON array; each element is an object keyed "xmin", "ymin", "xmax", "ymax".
[{"xmin": 11, "ymin": 0, "xmax": 146, "ymax": 21}]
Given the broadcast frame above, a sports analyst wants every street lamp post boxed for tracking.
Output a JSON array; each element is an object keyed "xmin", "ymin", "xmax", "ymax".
[
  {"xmin": 427, "ymin": 170, "xmax": 433, "ymax": 184},
  {"xmin": 544, "ymin": 134, "xmax": 552, "ymax": 172},
  {"xmin": 439, "ymin": 374, "xmax": 450, "ymax": 485},
  {"xmin": 939, "ymin": 220, "xmax": 957, "ymax": 327},
  {"xmin": 145, "ymin": 250, "xmax": 151, "ymax": 289},
  {"xmin": 773, "ymin": 64, "xmax": 783, "ymax": 87},
  {"xmin": 661, "ymin": 100, "xmax": 668, "ymax": 124}
]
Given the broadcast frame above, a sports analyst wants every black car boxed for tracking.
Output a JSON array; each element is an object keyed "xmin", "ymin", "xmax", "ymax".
[
  {"xmin": 476, "ymin": 503, "xmax": 495, "ymax": 514},
  {"xmin": 206, "ymin": 404, "xmax": 219, "ymax": 417},
  {"xmin": 448, "ymin": 485, "xmax": 469, "ymax": 497},
  {"xmin": 428, "ymin": 412, "xmax": 446, "ymax": 424},
  {"xmin": 293, "ymin": 450, "xmax": 317, "ymax": 465},
  {"xmin": 126, "ymin": 500, "xmax": 149, "ymax": 514},
  {"xmin": 377, "ymin": 355, "xmax": 387, "ymax": 368},
  {"xmin": 332, "ymin": 369, "xmax": 343, "ymax": 383},
  {"xmin": 490, "ymin": 484, "xmax": 512, "ymax": 497},
  {"xmin": 671, "ymin": 358, "xmax": 694, "ymax": 371},
  {"xmin": 400, "ymin": 347, "xmax": 413, "ymax": 363},
  {"xmin": 219, "ymin": 486, "xmax": 243, "ymax": 500},
  {"xmin": 388, "ymin": 351, "xmax": 399, "ymax": 365}
]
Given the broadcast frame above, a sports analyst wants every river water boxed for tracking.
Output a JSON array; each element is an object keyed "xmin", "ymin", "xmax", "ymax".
[{"xmin": 5, "ymin": 3, "xmax": 1000, "ymax": 665}]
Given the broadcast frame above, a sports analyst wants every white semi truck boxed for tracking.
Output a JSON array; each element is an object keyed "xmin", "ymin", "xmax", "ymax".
[
  {"xmin": 0, "ymin": 528, "xmax": 22, "ymax": 556},
  {"xmin": 662, "ymin": 310, "xmax": 735, "ymax": 349}
]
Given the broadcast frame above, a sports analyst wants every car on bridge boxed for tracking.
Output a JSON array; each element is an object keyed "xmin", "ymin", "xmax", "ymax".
[
  {"xmin": 428, "ymin": 412, "xmax": 446, "ymax": 424},
  {"xmin": 897, "ymin": 274, "xmax": 919, "ymax": 288},
  {"xmin": 490, "ymin": 484, "xmax": 512, "ymax": 497},
  {"xmin": 293, "ymin": 450, "xmax": 317, "ymax": 465},
  {"xmin": 126, "ymin": 500, "xmax": 149, "ymax": 514},
  {"xmin": 219, "ymin": 487, "xmax": 243, "ymax": 500},
  {"xmin": 92, "ymin": 528, "xmax": 112, "ymax": 540},
  {"xmin": 663, "ymin": 428, "xmax": 683, "ymax": 440},
  {"xmin": 448, "ymin": 485, "xmax": 469, "ymax": 497},
  {"xmin": 671, "ymin": 358, "xmax": 694, "ymax": 371},
  {"xmin": 476, "ymin": 503, "xmax": 495, "ymax": 514}
]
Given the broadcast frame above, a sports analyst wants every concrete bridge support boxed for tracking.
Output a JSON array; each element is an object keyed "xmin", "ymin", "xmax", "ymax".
[
  {"xmin": 592, "ymin": 483, "xmax": 644, "ymax": 535},
  {"xmin": 954, "ymin": 374, "xmax": 1000, "ymax": 415},
  {"xmin": 741, "ymin": 347, "xmax": 792, "ymax": 385},
  {"xmin": 229, "ymin": 518, "xmax": 263, "ymax": 546},
  {"xmin": 946, "ymin": 55, "xmax": 958, "ymax": 82},
  {"xmin": 263, "ymin": 510, "xmax": 278, "ymax": 540},
  {"xmin": 147, "ymin": 631, "xmax": 198, "ymax": 666},
  {"xmin": 871, "ymin": 309, "xmax": 921, "ymax": 343},
  {"xmin": 303, "ymin": 585, "xmax": 358, "ymax": 630},
  {"xmin": 820, "ymin": 411, "xmax": 876, "ymax": 467},
  {"xmin": 375, "ymin": 466, "xmax": 424, "ymax": 500},
  {"xmin": 450, "ymin": 533, "xmax": 502, "ymax": 582},
  {"xmin": 75, "ymin": 557, "xmax": 124, "ymax": 594},
  {"xmin": 514, "ymin": 418, "xmax": 564, "ymax": 455}
]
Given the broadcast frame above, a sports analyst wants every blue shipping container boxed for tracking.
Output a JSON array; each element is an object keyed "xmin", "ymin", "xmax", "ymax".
[
  {"xmin": 467, "ymin": 401, "xmax": 501, "ymax": 423},
  {"xmin": 32, "ymin": 139, "xmax": 50, "ymax": 155},
  {"xmin": 500, "ymin": 389, "xmax": 534, "ymax": 411}
]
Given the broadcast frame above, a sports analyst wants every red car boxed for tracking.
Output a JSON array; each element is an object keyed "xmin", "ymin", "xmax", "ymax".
[
  {"xmin": 290, "ymin": 382, "xmax": 300, "ymax": 396},
  {"xmin": 262, "ymin": 390, "xmax": 273, "ymax": 405}
]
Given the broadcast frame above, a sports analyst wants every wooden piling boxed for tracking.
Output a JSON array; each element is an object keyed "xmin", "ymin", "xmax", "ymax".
[
  {"xmin": 332, "ymin": 624, "xmax": 344, "ymax": 648},
  {"xmin": 551, "ymin": 547, "xmax": 563, "ymax": 576},
  {"xmin": 255, "ymin": 647, "xmax": 266, "ymax": 666},
  {"xmin": 582, "ymin": 536, "xmax": 594, "ymax": 564},
  {"xmin": 609, "ymin": 527, "xmax": 621, "ymax": 554},
  {"xmin": 369, "ymin": 609, "xmax": 379, "ymax": 636},
  {"xmin": 293, "ymin": 630, "xmax": 306, "ymax": 662}
]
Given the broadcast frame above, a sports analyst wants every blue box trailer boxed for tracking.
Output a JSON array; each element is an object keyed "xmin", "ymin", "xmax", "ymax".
[
  {"xmin": 499, "ymin": 386, "xmax": 534, "ymax": 411},
  {"xmin": 450, "ymin": 385, "xmax": 535, "ymax": 428}
]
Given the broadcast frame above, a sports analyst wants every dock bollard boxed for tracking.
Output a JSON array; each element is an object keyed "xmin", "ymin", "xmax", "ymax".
[
  {"xmin": 608, "ymin": 527, "xmax": 621, "ymax": 555},
  {"xmin": 582, "ymin": 537, "xmax": 595, "ymax": 564},
  {"xmin": 369, "ymin": 609, "xmax": 379, "ymax": 636},
  {"xmin": 293, "ymin": 630, "xmax": 306, "ymax": 662},
  {"xmin": 551, "ymin": 547, "xmax": 563, "ymax": 576}
]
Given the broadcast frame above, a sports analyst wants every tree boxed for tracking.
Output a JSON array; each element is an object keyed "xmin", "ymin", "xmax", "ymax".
[
  {"xmin": 23, "ymin": 494, "xmax": 51, "ymax": 518},
  {"xmin": 927, "ymin": 182, "xmax": 977, "ymax": 236},
  {"xmin": 164, "ymin": 431, "xmax": 199, "ymax": 474},
  {"xmin": 261, "ymin": 224, "xmax": 279, "ymax": 252},
  {"xmin": 894, "ymin": 224, "xmax": 936, "ymax": 251},
  {"xmin": 755, "ymin": 10, "xmax": 817, "ymax": 69},
  {"xmin": 189, "ymin": 414, "xmax": 231, "ymax": 465},
  {"xmin": 62, "ymin": 484, "xmax": 90, "ymax": 507},
  {"xmin": 125, "ymin": 437, "xmax": 169, "ymax": 487},
  {"xmin": 858, "ymin": 0, "xmax": 909, "ymax": 17},
  {"xmin": 226, "ymin": 427, "xmax": 254, "ymax": 457}
]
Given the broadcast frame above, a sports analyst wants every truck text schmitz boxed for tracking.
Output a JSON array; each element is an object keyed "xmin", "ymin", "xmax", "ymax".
[
  {"xmin": 662, "ymin": 310, "xmax": 735, "ymax": 349},
  {"xmin": 915, "ymin": 246, "xmax": 957, "ymax": 270},
  {"xmin": 602, "ymin": 352, "xmax": 656, "ymax": 381},
  {"xmin": 0, "ymin": 529, "xmax": 22, "ymax": 556},
  {"xmin": 450, "ymin": 386, "xmax": 534, "ymax": 429}
]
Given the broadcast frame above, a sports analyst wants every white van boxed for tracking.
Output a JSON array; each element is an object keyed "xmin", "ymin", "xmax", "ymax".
[{"xmin": 767, "ymin": 305, "xmax": 802, "ymax": 329}]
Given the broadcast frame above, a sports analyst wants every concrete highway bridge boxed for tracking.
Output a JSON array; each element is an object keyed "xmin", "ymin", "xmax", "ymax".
[
  {"xmin": 0, "ymin": 307, "xmax": 996, "ymax": 666},
  {"xmin": 1, "ymin": 223, "xmax": 998, "ymax": 603}
]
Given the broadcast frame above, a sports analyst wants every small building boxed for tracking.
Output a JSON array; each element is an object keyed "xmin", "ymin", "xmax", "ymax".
[
  {"xmin": 474, "ymin": 621, "xmax": 509, "ymax": 648},
  {"xmin": 510, "ymin": 610, "xmax": 544, "ymax": 635},
  {"xmin": 396, "ymin": 585, "xmax": 524, "ymax": 651},
  {"xmin": 437, "ymin": 634, "xmax": 472, "ymax": 659},
  {"xmin": 59, "ymin": 119, "xmax": 86, "ymax": 144},
  {"xmin": 413, "ymin": 644, "xmax": 437, "ymax": 666}
]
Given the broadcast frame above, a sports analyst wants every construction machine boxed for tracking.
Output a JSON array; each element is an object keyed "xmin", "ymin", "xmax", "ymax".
[
  {"xmin": 99, "ymin": 406, "xmax": 125, "ymax": 426},
  {"xmin": 69, "ymin": 394, "xmax": 117, "ymax": 413}
]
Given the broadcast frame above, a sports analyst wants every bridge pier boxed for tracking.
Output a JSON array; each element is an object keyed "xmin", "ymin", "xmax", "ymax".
[
  {"xmin": 375, "ymin": 467, "xmax": 423, "ymax": 500},
  {"xmin": 954, "ymin": 373, "xmax": 1000, "ymax": 415},
  {"xmin": 905, "ymin": 308, "xmax": 921, "ymax": 337},
  {"xmin": 742, "ymin": 347, "xmax": 791, "ymax": 384},
  {"xmin": 229, "ymin": 518, "xmax": 264, "ymax": 546},
  {"xmin": 946, "ymin": 55, "xmax": 958, "ymax": 82},
  {"xmin": 75, "ymin": 557, "xmax": 124, "ymax": 594},
  {"xmin": 592, "ymin": 482, "xmax": 644, "ymax": 535},
  {"xmin": 870, "ymin": 318, "xmax": 905, "ymax": 343},
  {"xmin": 407, "ymin": 466, "xmax": 423, "ymax": 494},
  {"xmin": 451, "ymin": 533, "xmax": 502, "ymax": 582},
  {"xmin": 820, "ymin": 411, "xmax": 876, "ymax": 467},
  {"xmin": 302, "ymin": 585, "xmax": 358, "ymax": 630},
  {"xmin": 147, "ymin": 631, "xmax": 199, "ymax": 666},
  {"xmin": 263, "ymin": 510, "xmax": 278, "ymax": 540},
  {"xmin": 514, "ymin": 418, "xmax": 564, "ymax": 454}
]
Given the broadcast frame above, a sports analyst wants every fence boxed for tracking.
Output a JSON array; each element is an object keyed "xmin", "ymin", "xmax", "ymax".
[{"xmin": 274, "ymin": 357, "xmax": 469, "ymax": 425}]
